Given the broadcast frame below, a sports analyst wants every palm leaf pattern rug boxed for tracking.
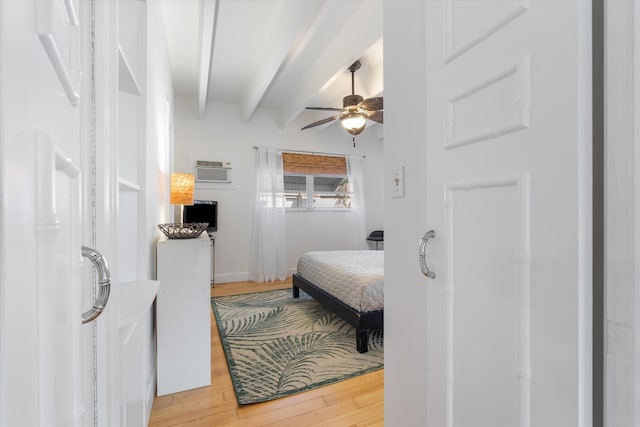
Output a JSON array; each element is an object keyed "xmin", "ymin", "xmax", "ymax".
[{"xmin": 211, "ymin": 289, "xmax": 383, "ymax": 405}]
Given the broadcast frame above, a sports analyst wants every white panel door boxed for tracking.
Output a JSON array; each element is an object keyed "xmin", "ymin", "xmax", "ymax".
[
  {"xmin": 423, "ymin": 1, "xmax": 591, "ymax": 426},
  {"xmin": 0, "ymin": 1, "xmax": 109, "ymax": 425}
]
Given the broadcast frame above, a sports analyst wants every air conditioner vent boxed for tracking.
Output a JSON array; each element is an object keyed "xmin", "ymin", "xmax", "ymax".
[
  {"xmin": 196, "ymin": 160, "xmax": 230, "ymax": 168},
  {"xmin": 195, "ymin": 160, "xmax": 231, "ymax": 183}
]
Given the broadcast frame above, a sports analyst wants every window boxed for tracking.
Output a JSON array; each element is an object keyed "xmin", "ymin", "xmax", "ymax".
[{"xmin": 282, "ymin": 153, "xmax": 352, "ymax": 211}]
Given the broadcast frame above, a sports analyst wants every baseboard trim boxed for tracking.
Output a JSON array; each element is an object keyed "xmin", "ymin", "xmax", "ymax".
[
  {"xmin": 214, "ymin": 272, "xmax": 249, "ymax": 284},
  {"xmin": 214, "ymin": 269, "xmax": 297, "ymax": 284}
]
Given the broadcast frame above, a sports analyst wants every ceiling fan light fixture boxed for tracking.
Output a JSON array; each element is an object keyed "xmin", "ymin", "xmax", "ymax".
[
  {"xmin": 301, "ymin": 59, "xmax": 382, "ymax": 141},
  {"xmin": 341, "ymin": 112, "xmax": 367, "ymax": 135}
]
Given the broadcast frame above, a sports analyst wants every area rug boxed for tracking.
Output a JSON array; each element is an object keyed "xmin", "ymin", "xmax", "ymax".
[{"xmin": 211, "ymin": 289, "xmax": 383, "ymax": 405}]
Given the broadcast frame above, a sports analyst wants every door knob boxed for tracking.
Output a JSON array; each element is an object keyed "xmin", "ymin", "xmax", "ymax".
[
  {"xmin": 418, "ymin": 230, "xmax": 436, "ymax": 279},
  {"xmin": 81, "ymin": 246, "xmax": 111, "ymax": 324}
]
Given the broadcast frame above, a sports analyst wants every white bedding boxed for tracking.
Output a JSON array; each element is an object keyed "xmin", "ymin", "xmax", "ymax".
[{"xmin": 296, "ymin": 250, "xmax": 384, "ymax": 312}]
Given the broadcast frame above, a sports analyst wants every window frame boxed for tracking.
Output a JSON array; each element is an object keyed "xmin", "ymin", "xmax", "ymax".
[{"xmin": 282, "ymin": 152, "xmax": 352, "ymax": 212}]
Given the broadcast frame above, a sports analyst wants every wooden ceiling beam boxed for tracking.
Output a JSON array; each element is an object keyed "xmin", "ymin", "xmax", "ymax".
[
  {"xmin": 240, "ymin": 0, "xmax": 322, "ymax": 123},
  {"xmin": 198, "ymin": 0, "xmax": 217, "ymax": 118}
]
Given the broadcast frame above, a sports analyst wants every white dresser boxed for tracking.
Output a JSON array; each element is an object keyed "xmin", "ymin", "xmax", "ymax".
[{"xmin": 156, "ymin": 233, "xmax": 211, "ymax": 396}]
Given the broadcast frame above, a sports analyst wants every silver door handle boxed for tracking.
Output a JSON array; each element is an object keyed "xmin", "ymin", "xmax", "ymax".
[
  {"xmin": 82, "ymin": 246, "xmax": 111, "ymax": 324},
  {"xmin": 418, "ymin": 230, "xmax": 436, "ymax": 279}
]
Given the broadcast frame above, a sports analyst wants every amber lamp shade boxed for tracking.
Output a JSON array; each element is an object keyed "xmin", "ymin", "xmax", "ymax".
[{"xmin": 170, "ymin": 173, "xmax": 195, "ymax": 205}]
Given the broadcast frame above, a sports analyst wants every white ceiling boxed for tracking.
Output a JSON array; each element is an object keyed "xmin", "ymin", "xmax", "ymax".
[{"xmin": 159, "ymin": 0, "xmax": 383, "ymax": 130}]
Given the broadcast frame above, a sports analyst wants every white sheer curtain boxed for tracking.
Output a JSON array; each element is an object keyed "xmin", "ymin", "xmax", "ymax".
[
  {"xmin": 347, "ymin": 156, "xmax": 368, "ymax": 249},
  {"xmin": 248, "ymin": 148, "xmax": 287, "ymax": 282}
]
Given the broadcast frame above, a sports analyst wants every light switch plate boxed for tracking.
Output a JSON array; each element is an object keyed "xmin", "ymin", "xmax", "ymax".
[{"xmin": 391, "ymin": 166, "xmax": 404, "ymax": 198}]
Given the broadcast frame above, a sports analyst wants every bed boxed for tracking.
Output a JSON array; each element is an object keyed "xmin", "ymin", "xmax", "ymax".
[{"xmin": 292, "ymin": 250, "xmax": 383, "ymax": 353}]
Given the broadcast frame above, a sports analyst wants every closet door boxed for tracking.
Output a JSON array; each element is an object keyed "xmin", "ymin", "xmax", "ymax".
[
  {"xmin": 383, "ymin": 1, "xmax": 592, "ymax": 426},
  {"xmin": 0, "ymin": 1, "xmax": 106, "ymax": 425},
  {"xmin": 422, "ymin": 2, "xmax": 592, "ymax": 426}
]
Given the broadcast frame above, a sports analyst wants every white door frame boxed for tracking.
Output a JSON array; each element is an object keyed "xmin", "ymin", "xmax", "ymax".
[
  {"xmin": 602, "ymin": 1, "xmax": 640, "ymax": 426},
  {"xmin": 93, "ymin": 0, "xmax": 120, "ymax": 424}
]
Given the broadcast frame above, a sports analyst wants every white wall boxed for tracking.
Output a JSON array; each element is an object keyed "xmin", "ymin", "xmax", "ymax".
[
  {"xmin": 145, "ymin": 2, "xmax": 174, "ymax": 279},
  {"xmin": 173, "ymin": 96, "xmax": 384, "ymax": 283}
]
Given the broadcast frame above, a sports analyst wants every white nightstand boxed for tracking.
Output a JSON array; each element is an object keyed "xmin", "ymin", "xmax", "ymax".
[{"xmin": 156, "ymin": 233, "xmax": 211, "ymax": 396}]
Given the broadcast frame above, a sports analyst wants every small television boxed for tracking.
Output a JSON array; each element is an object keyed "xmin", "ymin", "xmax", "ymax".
[{"xmin": 183, "ymin": 200, "xmax": 218, "ymax": 232}]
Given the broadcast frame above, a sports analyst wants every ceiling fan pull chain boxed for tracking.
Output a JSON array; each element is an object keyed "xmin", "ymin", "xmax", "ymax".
[{"xmin": 353, "ymin": 137, "xmax": 356, "ymax": 148}]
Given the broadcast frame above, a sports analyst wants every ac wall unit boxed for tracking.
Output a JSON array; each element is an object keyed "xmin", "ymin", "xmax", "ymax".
[{"xmin": 195, "ymin": 160, "xmax": 231, "ymax": 183}]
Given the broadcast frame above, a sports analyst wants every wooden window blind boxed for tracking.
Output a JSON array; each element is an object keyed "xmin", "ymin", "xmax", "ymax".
[{"xmin": 282, "ymin": 153, "xmax": 347, "ymax": 175}]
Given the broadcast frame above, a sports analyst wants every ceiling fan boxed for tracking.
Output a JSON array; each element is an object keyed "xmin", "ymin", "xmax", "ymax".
[{"xmin": 301, "ymin": 60, "xmax": 383, "ymax": 146}]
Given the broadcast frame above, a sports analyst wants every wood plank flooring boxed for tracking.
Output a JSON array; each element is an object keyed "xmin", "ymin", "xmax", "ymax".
[{"xmin": 148, "ymin": 278, "xmax": 384, "ymax": 427}]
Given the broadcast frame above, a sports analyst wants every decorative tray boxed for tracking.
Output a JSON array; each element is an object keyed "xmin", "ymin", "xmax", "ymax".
[{"xmin": 158, "ymin": 223, "xmax": 208, "ymax": 239}]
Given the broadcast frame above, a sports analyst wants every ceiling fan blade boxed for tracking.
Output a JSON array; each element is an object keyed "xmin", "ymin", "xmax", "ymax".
[
  {"xmin": 305, "ymin": 107, "xmax": 343, "ymax": 111},
  {"xmin": 301, "ymin": 115, "xmax": 340, "ymax": 130},
  {"xmin": 359, "ymin": 97, "xmax": 383, "ymax": 112},
  {"xmin": 368, "ymin": 111, "xmax": 383, "ymax": 124}
]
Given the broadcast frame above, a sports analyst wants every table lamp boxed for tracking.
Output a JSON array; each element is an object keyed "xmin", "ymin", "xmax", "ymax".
[
  {"xmin": 158, "ymin": 173, "xmax": 207, "ymax": 239},
  {"xmin": 170, "ymin": 172, "xmax": 195, "ymax": 221}
]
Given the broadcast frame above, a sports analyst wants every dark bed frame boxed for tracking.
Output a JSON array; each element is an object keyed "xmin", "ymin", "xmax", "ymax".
[{"xmin": 292, "ymin": 273, "xmax": 383, "ymax": 353}]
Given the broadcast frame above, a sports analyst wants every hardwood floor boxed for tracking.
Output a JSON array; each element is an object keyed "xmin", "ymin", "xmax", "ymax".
[{"xmin": 148, "ymin": 278, "xmax": 384, "ymax": 427}]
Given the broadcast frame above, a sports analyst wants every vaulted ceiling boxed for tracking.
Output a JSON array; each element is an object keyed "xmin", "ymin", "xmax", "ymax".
[{"xmin": 159, "ymin": 0, "xmax": 383, "ymax": 131}]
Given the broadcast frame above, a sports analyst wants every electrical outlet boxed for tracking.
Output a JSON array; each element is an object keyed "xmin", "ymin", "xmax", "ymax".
[{"xmin": 391, "ymin": 166, "xmax": 404, "ymax": 198}]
